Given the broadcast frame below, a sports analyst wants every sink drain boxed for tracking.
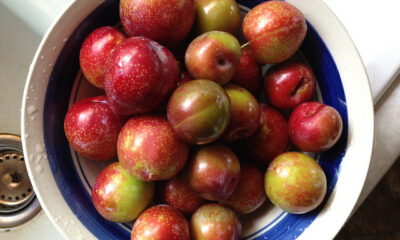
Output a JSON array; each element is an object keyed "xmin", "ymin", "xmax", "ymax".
[{"xmin": 0, "ymin": 134, "xmax": 41, "ymax": 228}]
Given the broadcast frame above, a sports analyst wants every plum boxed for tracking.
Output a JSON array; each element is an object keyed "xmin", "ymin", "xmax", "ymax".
[
  {"xmin": 289, "ymin": 101, "xmax": 343, "ymax": 152},
  {"xmin": 131, "ymin": 205, "xmax": 190, "ymax": 240},
  {"xmin": 242, "ymin": 1, "xmax": 307, "ymax": 64},
  {"xmin": 120, "ymin": 0, "xmax": 195, "ymax": 48},
  {"xmin": 237, "ymin": 104, "xmax": 289, "ymax": 167},
  {"xmin": 118, "ymin": 115, "xmax": 189, "ymax": 181},
  {"xmin": 231, "ymin": 48, "xmax": 262, "ymax": 97},
  {"xmin": 79, "ymin": 26, "xmax": 126, "ymax": 89},
  {"xmin": 160, "ymin": 174, "xmax": 205, "ymax": 216},
  {"xmin": 219, "ymin": 162, "xmax": 266, "ymax": 215},
  {"xmin": 264, "ymin": 152, "xmax": 327, "ymax": 214},
  {"xmin": 220, "ymin": 84, "xmax": 260, "ymax": 143},
  {"xmin": 104, "ymin": 37, "xmax": 178, "ymax": 116},
  {"xmin": 167, "ymin": 80, "xmax": 231, "ymax": 145},
  {"xmin": 184, "ymin": 144, "xmax": 240, "ymax": 201},
  {"xmin": 264, "ymin": 61, "xmax": 316, "ymax": 110},
  {"xmin": 64, "ymin": 96, "xmax": 125, "ymax": 161},
  {"xmin": 92, "ymin": 163, "xmax": 154, "ymax": 222},
  {"xmin": 191, "ymin": 203, "xmax": 241, "ymax": 240}
]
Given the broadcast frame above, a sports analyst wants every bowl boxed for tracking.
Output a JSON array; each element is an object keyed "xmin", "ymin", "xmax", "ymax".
[{"xmin": 21, "ymin": 0, "xmax": 374, "ymax": 239}]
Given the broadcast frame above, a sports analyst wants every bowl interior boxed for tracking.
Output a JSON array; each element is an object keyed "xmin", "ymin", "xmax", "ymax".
[{"xmin": 32, "ymin": 0, "xmax": 354, "ymax": 239}]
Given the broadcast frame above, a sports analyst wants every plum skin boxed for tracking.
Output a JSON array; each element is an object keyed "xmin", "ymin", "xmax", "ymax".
[
  {"xmin": 92, "ymin": 162, "xmax": 154, "ymax": 222},
  {"xmin": 167, "ymin": 79, "xmax": 231, "ymax": 145},
  {"xmin": 264, "ymin": 152, "xmax": 327, "ymax": 214},
  {"xmin": 117, "ymin": 115, "xmax": 189, "ymax": 181}
]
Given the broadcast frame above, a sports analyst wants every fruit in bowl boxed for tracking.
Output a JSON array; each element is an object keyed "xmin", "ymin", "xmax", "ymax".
[
  {"xmin": 242, "ymin": 0, "xmax": 307, "ymax": 64},
  {"xmin": 104, "ymin": 36, "xmax": 179, "ymax": 116},
  {"xmin": 22, "ymin": 0, "xmax": 374, "ymax": 239},
  {"xmin": 64, "ymin": 96, "xmax": 125, "ymax": 161},
  {"xmin": 92, "ymin": 162, "xmax": 154, "ymax": 222},
  {"xmin": 119, "ymin": 0, "xmax": 196, "ymax": 48},
  {"xmin": 167, "ymin": 79, "xmax": 231, "ymax": 144},
  {"xmin": 79, "ymin": 26, "xmax": 126, "ymax": 89},
  {"xmin": 289, "ymin": 101, "xmax": 343, "ymax": 152},
  {"xmin": 264, "ymin": 152, "xmax": 327, "ymax": 214},
  {"xmin": 185, "ymin": 31, "xmax": 242, "ymax": 85},
  {"xmin": 117, "ymin": 115, "xmax": 189, "ymax": 181},
  {"xmin": 191, "ymin": 203, "xmax": 242, "ymax": 240},
  {"xmin": 184, "ymin": 144, "xmax": 241, "ymax": 201}
]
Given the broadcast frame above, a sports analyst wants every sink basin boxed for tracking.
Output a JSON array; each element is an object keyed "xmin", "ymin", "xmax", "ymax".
[{"xmin": 0, "ymin": 1, "xmax": 68, "ymax": 239}]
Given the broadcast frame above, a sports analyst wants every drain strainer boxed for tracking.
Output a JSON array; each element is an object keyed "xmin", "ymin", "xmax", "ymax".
[
  {"xmin": 0, "ymin": 134, "xmax": 41, "ymax": 228},
  {"xmin": 0, "ymin": 151, "xmax": 33, "ymax": 208}
]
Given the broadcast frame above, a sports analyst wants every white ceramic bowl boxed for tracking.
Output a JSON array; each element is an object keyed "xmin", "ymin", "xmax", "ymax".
[{"xmin": 22, "ymin": 0, "xmax": 374, "ymax": 239}]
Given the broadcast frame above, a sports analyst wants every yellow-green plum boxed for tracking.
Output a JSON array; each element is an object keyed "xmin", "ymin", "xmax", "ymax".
[
  {"xmin": 191, "ymin": 203, "xmax": 241, "ymax": 240},
  {"xmin": 195, "ymin": 0, "xmax": 241, "ymax": 34},
  {"xmin": 220, "ymin": 84, "xmax": 260, "ymax": 143},
  {"xmin": 242, "ymin": 1, "xmax": 307, "ymax": 64},
  {"xmin": 167, "ymin": 80, "xmax": 231, "ymax": 145},
  {"xmin": 265, "ymin": 152, "xmax": 327, "ymax": 214},
  {"xmin": 92, "ymin": 163, "xmax": 154, "ymax": 222},
  {"xmin": 185, "ymin": 31, "xmax": 241, "ymax": 85}
]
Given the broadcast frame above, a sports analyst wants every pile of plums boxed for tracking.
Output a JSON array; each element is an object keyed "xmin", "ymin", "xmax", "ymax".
[{"xmin": 64, "ymin": 0, "xmax": 343, "ymax": 239}]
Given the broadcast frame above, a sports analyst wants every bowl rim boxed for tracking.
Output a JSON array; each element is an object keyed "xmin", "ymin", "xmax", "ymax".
[{"xmin": 21, "ymin": 0, "xmax": 374, "ymax": 239}]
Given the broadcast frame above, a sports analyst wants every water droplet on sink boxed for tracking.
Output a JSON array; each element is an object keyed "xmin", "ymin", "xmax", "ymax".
[
  {"xmin": 63, "ymin": 38, "xmax": 67, "ymax": 42},
  {"xmin": 52, "ymin": 46, "xmax": 56, "ymax": 50},
  {"xmin": 36, "ymin": 165, "xmax": 43, "ymax": 173},
  {"xmin": 40, "ymin": 55, "xmax": 44, "ymax": 60},
  {"xmin": 25, "ymin": 133, "xmax": 29, "ymax": 139},
  {"xmin": 54, "ymin": 217, "xmax": 60, "ymax": 223},
  {"xmin": 36, "ymin": 144, "xmax": 44, "ymax": 153},
  {"xmin": 30, "ymin": 115, "xmax": 36, "ymax": 121},
  {"xmin": 35, "ymin": 155, "xmax": 42, "ymax": 164},
  {"xmin": 42, "ymin": 69, "xmax": 46, "ymax": 73},
  {"xmin": 64, "ymin": 219, "xmax": 70, "ymax": 226},
  {"xmin": 49, "ymin": 63, "xmax": 52, "ymax": 67},
  {"xmin": 27, "ymin": 105, "xmax": 37, "ymax": 115}
]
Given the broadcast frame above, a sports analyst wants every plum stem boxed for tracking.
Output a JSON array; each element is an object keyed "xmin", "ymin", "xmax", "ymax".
[{"xmin": 241, "ymin": 42, "xmax": 250, "ymax": 49}]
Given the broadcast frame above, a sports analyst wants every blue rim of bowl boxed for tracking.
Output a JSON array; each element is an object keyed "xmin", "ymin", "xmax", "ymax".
[{"xmin": 43, "ymin": 0, "xmax": 348, "ymax": 239}]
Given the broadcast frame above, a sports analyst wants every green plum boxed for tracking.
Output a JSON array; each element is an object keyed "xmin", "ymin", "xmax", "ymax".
[
  {"xmin": 167, "ymin": 80, "xmax": 231, "ymax": 145},
  {"xmin": 220, "ymin": 84, "xmax": 260, "ymax": 143},
  {"xmin": 195, "ymin": 0, "xmax": 241, "ymax": 34},
  {"xmin": 191, "ymin": 203, "xmax": 242, "ymax": 240},
  {"xmin": 92, "ymin": 163, "xmax": 154, "ymax": 222},
  {"xmin": 265, "ymin": 152, "xmax": 327, "ymax": 214}
]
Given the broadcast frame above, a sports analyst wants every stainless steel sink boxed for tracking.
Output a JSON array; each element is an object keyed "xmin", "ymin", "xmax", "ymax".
[{"xmin": 0, "ymin": 1, "xmax": 69, "ymax": 239}]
